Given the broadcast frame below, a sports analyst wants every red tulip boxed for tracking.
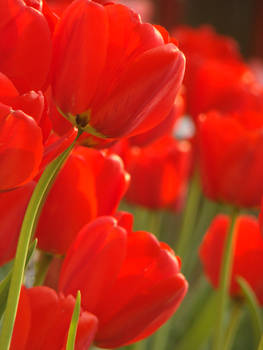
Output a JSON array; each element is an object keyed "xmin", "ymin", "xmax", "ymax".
[
  {"xmin": 36, "ymin": 146, "xmax": 130, "ymax": 254},
  {"xmin": 199, "ymin": 214, "xmax": 263, "ymax": 304},
  {"xmin": 173, "ymin": 25, "xmax": 241, "ymax": 82},
  {"xmin": 172, "ymin": 26, "xmax": 242, "ymax": 118},
  {"xmin": 187, "ymin": 59, "xmax": 263, "ymax": 120},
  {"xmin": 128, "ymin": 93, "xmax": 184, "ymax": 147},
  {"xmin": 0, "ymin": 102, "xmax": 43, "ymax": 191},
  {"xmin": 51, "ymin": 0, "xmax": 185, "ymax": 138},
  {"xmin": 0, "ymin": 78, "xmax": 80, "ymax": 192},
  {"xmin": 124, "ymin": 136, "xmax": 191, "ymax": 210},
  {"xmin": 0, "ymin": 182, "xmax": 35, "ymax": 265},
  {"xmin": 11, "ymin": 286, "xmax": 98, "ymax": 350},
  {"xmin": 198, "ymin": 110, "xmax": 263, "ymax": 207},
  {"xmin": 0, "ymin": 0, "xmax": 53, "ymax": 93},
  {"xmin": 59, "ymin": 216, "xmax": 188, "ymax": 348},
  {"xmin": 0, "ymin": 72, "xmax": 52, "ymax": 141}
]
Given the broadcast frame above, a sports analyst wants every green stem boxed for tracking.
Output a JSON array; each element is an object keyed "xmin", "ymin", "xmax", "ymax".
[
  {"xmin": 212, "ymin": 207, "xmax": 239, "ymax": 350},
  {"xmin": 223, "ymin": 302, "xmax": 243, "ymax": 350},
  {"xmin": 258, "ymin": 335, "xmax": 263, "ymax": 350},
  {"xmin": 0, "ymin": 131, "xmax": 80, "ymax": 350},
  {"xmin": 151, "ymin": 319, "xmax": 171, "ymax": 350},
  {"xmin": 132, "ymin": 339, "xmax": 148, "ymax": 350},
  {"xmin": 237, "ymin": 276, "xmax": 263, "ymax": 344},
  {"xmin": 183, "ymin": 198, "xmax": 219, "ymax": 276},
  {"xmin": 34, "ymin": 252, "xmax": 53, "ymax": 286},
  {"xmin": 176, "ymin": 172, "xmax": 201, "ymax": 262},
  {"xmin": 66, "ymin": 291, "xmax": 81, "ymax": 350},
  {"xmin": 148, "ymin": 210, "xmax": 163, "ymax": 239},
  {"xmin": 176, "ymin": 293, "xmax": 217, "ymax": 350}
]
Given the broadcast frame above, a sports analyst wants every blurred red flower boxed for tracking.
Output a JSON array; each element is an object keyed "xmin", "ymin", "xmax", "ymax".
[
  {"xmin": 198, "ymin": 110, "xmax": 263, "ymax": 207},
  {"xmin": 199, "ymin": 214, "xmax": 263, "ymax": 304},
  {"xmin": 123, "ymin": 136, "xmax": 191, "ymax": 210}
]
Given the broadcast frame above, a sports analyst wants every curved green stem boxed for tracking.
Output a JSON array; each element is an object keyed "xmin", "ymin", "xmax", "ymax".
[
  {"xmin": 212, "ymin": 207, "xmax": 239, "ymax": 350},
  {"xmin": 176, "ymin": 172, "xmax": 201, "ymax": 262},
  {"xmin": 66, "ymin": 291, "xmax": 81, "ymax": 350},
  {"xmin": 237, "ymin": 276, "xmax": 263, "ymax": 344},
  {"xmin": 0, "ymin": 131, "xmax": 80, "ymax": 350},
  {"xmin": 223, "ymin": 301, "xmax": 243, "ymax": 350}
]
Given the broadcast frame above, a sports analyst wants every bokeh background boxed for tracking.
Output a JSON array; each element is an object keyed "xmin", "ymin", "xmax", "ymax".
[{"xmin": 123, "ymin": 0, "xmax": 262, "ymax": 58}]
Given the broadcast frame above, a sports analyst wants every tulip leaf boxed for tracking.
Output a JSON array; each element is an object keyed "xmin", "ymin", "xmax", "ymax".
[
  {"xmin": 66, "ymin": 291, "xmax": 81, "ymax": 350},
  {"xmin": 237, "ymin": 276, "xmax": 263, "ymax": 344},
  {"xmin": 176, "ymin": 171, "xmax": 202, "ymax": 263},
  {"xmin": 222, "ymin": 301, "xmax": 243, "ymax": 350}
]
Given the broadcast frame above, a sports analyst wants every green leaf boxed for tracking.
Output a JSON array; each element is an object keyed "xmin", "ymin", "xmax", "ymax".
[
  {"xmin": 212, "ymin": 207, "xmax": 239, "ymax": 350},
  {"xmin": 66, "ymin": 291, "xmax": 81, "ymax": 350},
  {"xmin": 237, "ymin": 276, "xmax": 263, "ymax": 344}
]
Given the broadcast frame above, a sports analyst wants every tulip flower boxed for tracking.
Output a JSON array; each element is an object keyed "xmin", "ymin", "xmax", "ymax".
[
  {"xmin": 124, "ymin": 136, "xmax": 191, "ymax": 210},
  {"xmin": 198, "ymin": 110, "xmax": 263, "ymax": 207},
  {"xmin": 172, "ymin": 26, "xmax": 242, "ymax": 118},
  {"xmin": 0, "ymin": 182, "xmax": 35, "ymax": 266},
  {"xmin": 173, "ymin": 25, "xmax": 241, "ymax": 83},
  {"xmin": 199, "ymin": 214, "xmax": 263, "ymax": 304},
  {"xmin": 0, "ymin": 0, "xmax": 53, "ymax": 93},
  {"xmin": 51, "ymin": 0, "xmax": 185, "ymax": 139},
  {"xmin": 59, "ymin": 216, "xmax": 188, "ymax": 348},
  {"xmin": 128, "ymin": 93, "xmax": 184, "ymax": 147},
  {"xmin": 187, "ymin": 59, "xmax": 263, "ymax": 120},
  {"xmin": 11, "ymin": 286, "xmax": 98, "ymax": 350},
  {"xmin": 36, "ymin": 146, "xmax": 130, "ymax": 254},
  {"xmin": 0, "ymin": 102, "xmax": 43, "ymax": 191}
]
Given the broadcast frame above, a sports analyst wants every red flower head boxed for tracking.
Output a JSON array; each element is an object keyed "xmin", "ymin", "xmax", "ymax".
[
  {"xmin": 187, "ymin": 59, "xmax": 263, "ymax": 120},
  {"xmin": 172, "ymin": 25, "xmax": 241, "ymax": 118},
  {"xmin": 58, "ymin": 215, "xmax": 188, "ymax": 348},
  {"xmin": 11, "ymin": 286, "xmax": 98, "ymax": 350},
  {"xmin": 173, "ymin": 25, "xmax": 240, "ymax": 84},
  {"xmin": 36, "ymin": 146, "xmax": 130, "ymax": 254},
  {"xmin": 198, "ymin": 110, "xmax": 263, "ymax": 207},
  {"xmin": 124, "ymin": 136, "xmax": 191, "ymax": 210},
  {"xmin": 199, "ymin": 215, "xmax": 263, "ymax": 304},
  {"xmin": 0, "ymin": 182, "xmax": 35, "ymax": 266},
  {"xmin": 0, "ymin": 102, "xmax": 43, "ymax": 191},
  {"xmin": 0, "ymin": 72, "xmax": 77, "ymax": 192},
  {"xmin": 128, "ymin": 92, "xmax": 184, "ymax": 147},
  {"xmin": 0, "ymin": 0, "xmax": 54, "ymax": 93},
  {"xmin": 51, "ymin": 0, "xmax": 185, "ymax": 139}
]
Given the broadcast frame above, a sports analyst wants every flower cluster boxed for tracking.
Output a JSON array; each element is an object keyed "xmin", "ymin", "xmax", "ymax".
[
  {"xmin": 1, "ymin": 1, "xmax": 263, "ymax": 350},
  {"xmin": 0, "ymin": 0, "xmax": 189, "ymax": 349}
]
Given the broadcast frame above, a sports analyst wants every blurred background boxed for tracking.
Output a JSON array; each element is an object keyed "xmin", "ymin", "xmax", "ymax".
[{"xmin": 122, "ymin": 0, "xmax": 261, "ymax": 58}]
